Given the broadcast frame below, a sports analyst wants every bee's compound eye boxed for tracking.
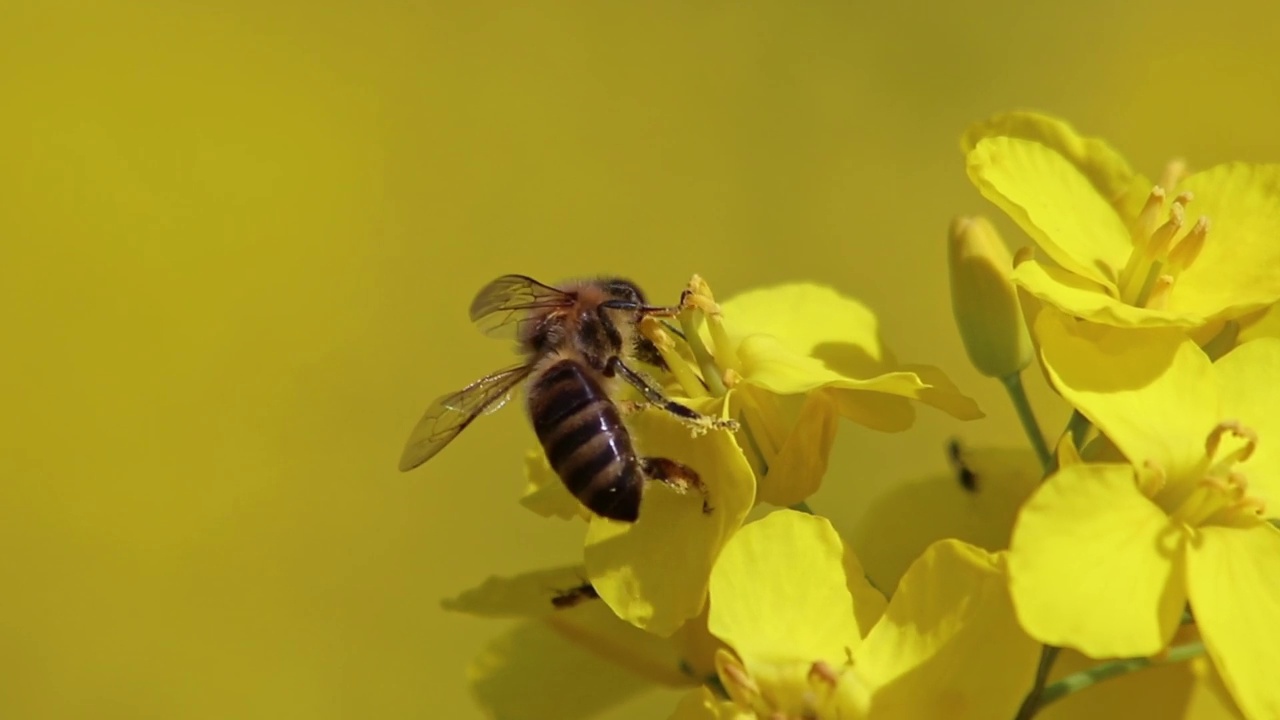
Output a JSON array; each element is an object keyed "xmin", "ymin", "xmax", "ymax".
[{"xmin": 602, "ymin": 278, "xmax": 646, "ymax": 306}]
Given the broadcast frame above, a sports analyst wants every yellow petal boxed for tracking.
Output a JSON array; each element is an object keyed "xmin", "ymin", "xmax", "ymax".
[
  {"xmin": 842, "ymin": 537, "xmax": 890, "ymax": 640},
  {"xmin": 1213, "ymin": 338, "xmax": 1280, "ymax": 512},
  {"xmin": 1172, "ymin": 164, "xmax": 1280, "ymax": 319},
  {"xmin": 546, "ymin": 603, "xmax": 694, "ymax": 688},
  {"xmin": 1014, "ymin": 259, "xmax": 1207, "ymax": 328},
  {"xmin": 708, "ymin": 510, "xmax": 866, "ymax": 667},
  {"xmin": 717, "ymin": 283, "xmax": 892, "ymax": 373},
  {"xmin": 851, "ymin": 447, "xmax": 1040, "ymax": 592},
  {"xmin": 855, "ymin": 541, "xmax": 1040, "ymax": 720},
  {"xmin": 1186, "ymin": 523, "xmax": 1280, "ymax": 720},
  {"xmin": 441, "ymin": 563, "xmax": 592, "ymax": 618},
  {"xmin": 584, "ymin": 400, "xmax": 756, "ymax": 636},
  {"xmin": 521, "ymin": 449, "xmax": 593, "ymax": 521},
  {"xmin": 753, "ymin": 390, "xmax": 839, "ymax": 507},
  {"xmin": 468, "ymin": 620, "xmax": 661, "ymax": 720},
  {"xmin": 1237, "ymin": 303, "xmax": 1280, "ymax": 343},
  {"xmin": 736, "ymin": 335, "xmax": 982, "ymax": 426},
  {"xmin": 1007, "ymin": 464, "xmax": 1186, "ymax": 657},
  {"xmin": 961, "ymin": 111, "xmax": 1150, "ymax": 220},
  {"xmin": 670, "ymin": 606, "xmax": 729, "ymax": 680},
  {"xmin": 966, "ymin": 135, "xmax": 1131, "ymax": 288},
  {"xmin": 1034, "ymin": 307, "xmax": 1216, "ymax": 483},
  {"xmin": 715, "ymin": 284, "xmax": 982, "ymax": 424},
  {"xmin": 668, "ymin": 688, "xmax": 752, "ymax": 720},
  {"xmin": 895, "ymin": 362, "xmax": 985, "ymax": 421},
  {"xmin": 736, "ymin": 334, "xmax": 923, "ymax": 396},
  {"xmin": 442, "ymin": 563, "xmax": 696, "ymax": 687}
]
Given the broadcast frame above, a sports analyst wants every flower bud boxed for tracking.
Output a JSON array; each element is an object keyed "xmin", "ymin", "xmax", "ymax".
[{"xmin": 948, "ymin": 216, "xmax": 1033, "ymax": 378}]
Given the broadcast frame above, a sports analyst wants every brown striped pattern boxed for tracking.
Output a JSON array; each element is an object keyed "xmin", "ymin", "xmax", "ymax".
[{"xmin": 527, "ymin": 359, "xmax": 642, "ymax": 522}]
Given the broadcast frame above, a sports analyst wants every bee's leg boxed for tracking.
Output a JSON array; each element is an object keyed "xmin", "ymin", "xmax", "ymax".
[
  {"xmin": 603, "ymin": 356, "xmax": 739, "ymax": 434},
  {"xmin": 639, "ymin": 457, "xmax": 712, "ymax": 514}
]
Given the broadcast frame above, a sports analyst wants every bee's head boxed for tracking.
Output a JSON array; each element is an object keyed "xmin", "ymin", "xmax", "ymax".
[{"xmin": 599, "ymin": 277, "xmax": 647, "ymax": 308}]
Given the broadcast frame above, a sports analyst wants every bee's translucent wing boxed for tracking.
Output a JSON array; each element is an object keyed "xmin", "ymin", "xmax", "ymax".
[
  {"xmin": 398, "ymin": 364, "xmax": 534, "ymax": 472},
  {"xmin": 469, "ymin": 274, "xmax": 575, "ymax": 339}
]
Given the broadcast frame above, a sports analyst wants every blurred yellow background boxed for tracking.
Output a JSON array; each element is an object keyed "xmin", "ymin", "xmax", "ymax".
[{"xmin": 2, "ymin": 1, "xmax": 1277, "ymax": 717}]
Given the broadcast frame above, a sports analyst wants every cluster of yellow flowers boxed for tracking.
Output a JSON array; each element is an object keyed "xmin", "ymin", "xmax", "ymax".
[{"xmin": 445, "ymin": 112, "xmax": 1280, "ymax": 719}]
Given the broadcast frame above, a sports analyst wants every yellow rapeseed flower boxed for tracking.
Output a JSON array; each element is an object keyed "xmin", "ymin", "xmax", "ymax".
[
  {"xmin": 670, "ymin": 510, "xmax": 1040, "ymax": 720},
  {"xmin": 697, "ymin": 279, "xmax": 983, "ymax": 506},
  {"xmin": 1008, "ymin": 308, "xmax": 1280, "ymax": 719},
  {"xmin": 521, "ymin": 278, "xmax": 981, "ymax": 636},
  {"xmin": 964, "ymin": 111, "xmax": 1280, "ymax": 329}
]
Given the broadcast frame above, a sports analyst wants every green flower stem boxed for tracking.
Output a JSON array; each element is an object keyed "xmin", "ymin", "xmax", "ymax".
[
  {"xmin": 1201, "ymin": 320, "xmax": 1240, "ymax": 362},
  {"xmin": 1065, "ymin": 409, "xmax": 1092, "ymax": 448},
  {"xmin": 1034, "ymin": 640, "xmax": 1207, "ymax": 712},
  {"xmin": 1013, "ymin": 645, "xmax": 1061, "ymax": 720},
  {"xmin": 1000, "ymin": 372, "xmax": 1053, "ymax": 472}
]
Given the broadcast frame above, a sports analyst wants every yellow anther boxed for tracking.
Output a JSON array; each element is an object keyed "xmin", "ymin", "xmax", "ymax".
[
  {"xmin": 1206, "ymin": 420, "xmax": 1258, "ymax": 463},
  {"xmin": 723, "ymin": 367, "xmax": 743, "ymax": 389},
  {"xmin": 1167, "ymin": 217, "xmax": 1210, "ymax": 273},
  {"xmin": 1158, "ymin": 159, "xmax": 1189, "ymax": 193},
  {"xmin": 1133, "ymin": 186, "xmax": 1167, "ymax": 243},
  {"xmin": 1145, "ymin": 203, "xmax": 1186, "ymax": 259},
  {"xmin": 1226, "ymin": 471, "xmax": 1250, "ymax": 495},
  {"xmin": 1144, "ymin": 274, "xmax": 1175, "ymax": 310},
  {"xmin": 684, "ymin": 274, "xmax": 723, "ymax": 316},
  {"xmin": 1138, "ymin": 460, "xmax": 1167, "ymax": 498},
  {"xmin": 722, "ymin": 660, "xmax": 760, "ymax": 695},
  {"xmin": 1234, "ymin": 496, "xmax": 1267, "ymax": 517}
]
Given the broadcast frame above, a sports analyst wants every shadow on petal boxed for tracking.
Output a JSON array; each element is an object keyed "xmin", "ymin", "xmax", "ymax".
[{"xmin": 469, "ymin": 620, "xmax": 659, "ymax": 720}]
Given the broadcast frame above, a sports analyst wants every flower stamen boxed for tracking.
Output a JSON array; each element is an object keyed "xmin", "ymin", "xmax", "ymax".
[
  {"xmin": 1157, "ymin": 158, "xmax": 1188, "ymax": 194},
  {"xmin": 1132, "ymin": 186, "xmax": 1167, "ymax": 245},
  {"xmin": 1138, "ymin": 460, "xmax": 1167, "ymax": 498},
  {"xmin": 1166, "ymin": 217, "xmax": 1210, "ymax": 275},
  {"xmin": 1119, "ymin": 186, "xmax": 1213, "ymax": 306},
  {"xmin": 1144, "ymin": 274, "xmax": 1175, "ymax": 310},
  {"xmin": 1172, "ymin": 427, "xmax": 1267, "ymax": 527},
  {"xmin": 640, "ymin": 316, "xmax": 710, "ymax": 399},
  {"xmin": 1205, "ymin": 420, "xmax": 1259, "ymax": 465}
]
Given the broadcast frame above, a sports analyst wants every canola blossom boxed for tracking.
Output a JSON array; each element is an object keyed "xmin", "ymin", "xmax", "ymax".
[
  {"xmin": 523, "ymin": 278, "xmax": 981, "ymax": 636},
  {"xmin": 1009, "ymin": 309, "xmax": 1280, "ymax": 719},
  {"xmin": 965, "ymin": 111, "xmax": 1280, "ymax": 331},
  {"xmin": 438, "ymin": 111, "xmax": 1276, "ymax": 719}
]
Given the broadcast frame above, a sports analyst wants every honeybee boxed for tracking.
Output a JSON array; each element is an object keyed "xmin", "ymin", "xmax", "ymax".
[{"xmin": 399, "ymin": 274, "xmax": 733, "ymax": 522}]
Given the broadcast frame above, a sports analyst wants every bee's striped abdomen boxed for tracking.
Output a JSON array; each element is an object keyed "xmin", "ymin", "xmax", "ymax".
[{"xmin": 528, "ymin": 358, "xmax": 642, "ymax": 522}]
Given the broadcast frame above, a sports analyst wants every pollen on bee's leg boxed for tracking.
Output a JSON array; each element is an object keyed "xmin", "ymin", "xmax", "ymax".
[
  {"xmin": 640, "ymin": 457, "xmax": 713, "ymax": 514},
  {"xmin": 616, "ymin": 400, "xmax": 646, "ymax": 415}
]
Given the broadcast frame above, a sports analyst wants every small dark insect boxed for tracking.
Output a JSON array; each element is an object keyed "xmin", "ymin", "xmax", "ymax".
[
  {"xmin": 550, "ymin": 581, "xmax": 600, "ymax": 609},
  {"xmin": 947, "ymin": 437, "xmax": 978, "ymax": 492}
]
